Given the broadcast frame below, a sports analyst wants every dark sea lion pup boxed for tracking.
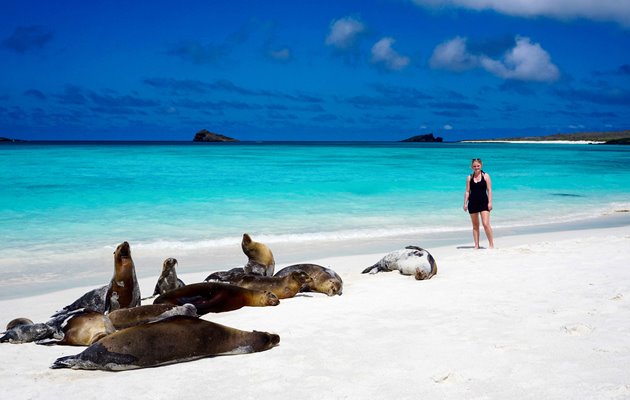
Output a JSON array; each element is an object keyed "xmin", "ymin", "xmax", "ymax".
[
  {"xmin": 362, "ymin": 246, "xmax": 437, "ymax": 280},
  {"xmin": 153, "ymin": 282, "xmax": 279, "ymax": 315},
  {"xmin": 204, "ymin": 267, "xmax": 246, "ymax": 282},
  {"xmin": 242, "ymin": 233, "xmax": 275, "ymax": 276},
  {"xmin": 51, "ymin": 285, "xmax": 109, "ymax": 317},
  {"xmin": 105, "ymin": 241, "xmax": 141, "ymax": 311},
  {"xmin": 274, "ymin": 264, "xmax": 343, "ymax": 296},
  {"xmin": 224, "ymin": 270, "xmax": 313, "ymax": 299},
  {"xmin": 152, "ymin": 257, "xmax": 186, "ymax": 296},
  {"xmin": 51, "ymin": 316, "xmax": 280, "ymax": 371},
  {"xmin": 0, "ymin": 321, "xmax": 59, "ymax": 344}
]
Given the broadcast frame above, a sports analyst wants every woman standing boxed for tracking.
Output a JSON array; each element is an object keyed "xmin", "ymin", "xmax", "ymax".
[{"xmin": 463, "ymin": 158, "xmax": 494, "ymax": 249}]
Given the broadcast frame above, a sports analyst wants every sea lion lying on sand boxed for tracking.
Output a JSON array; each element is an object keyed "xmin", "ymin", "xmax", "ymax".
[
  {"xmin": 362, "ymin": 246, "xmax": 437, "ymax": 280},
  {"xmin": 275, "ymin": 264, "xmax": 343, "ymax": 296},
  {"xmin": 153, "ymin": 282, "xmax": 279, "ymax": 315},
  {"xmin": 218, "ymin": 270, "xmax": 313, "ymax": 299},
  {"xmin": 51, "ymin": 316, "xmax": 280, "ymax": 371}
]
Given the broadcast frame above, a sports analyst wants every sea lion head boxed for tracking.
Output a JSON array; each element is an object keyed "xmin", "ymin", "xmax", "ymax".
[
  {"xmin": 321, "ymin": 279, "xmax": 343, "ymax": 296},
  {"xmin": 162, "ymin": 257, "xmax": 178, "ymax": 272},
  {"xmin": 6, "ymin": 317, "xmax": 34, "ymax": 330},
  {"xmin": 262, "ymin": 291, "xmax": 280, "ymax": 307},
  {"xmin": 114, "ymin": 241, "xmax": 131, "ymax": 259},
  {"xmin": 251, "ymin": 331, "xmax": 281, "ymax": 350}
]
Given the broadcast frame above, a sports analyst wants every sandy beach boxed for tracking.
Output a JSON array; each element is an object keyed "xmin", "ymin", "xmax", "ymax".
[{"xmin": 1, "ymin": 222, "xmax": 629, "ymax": 400}]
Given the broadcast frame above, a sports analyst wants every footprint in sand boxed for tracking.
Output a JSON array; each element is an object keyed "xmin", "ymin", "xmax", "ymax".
[
  {"xmin": 431, "ymin": 372, "xmax": 464, "ymax": 384},
  {"xmin": 610, "ymin": 294, "xmax": 623, "ymax": 301},
  {"xmin": 562, "ymin": 323, "xmax": 593, "ymax": 336}
]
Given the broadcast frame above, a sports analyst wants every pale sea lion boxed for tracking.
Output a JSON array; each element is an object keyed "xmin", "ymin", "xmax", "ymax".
[
  {"xmin": 152, "ymin": 258, "xmax": 185, "ymax": 296},
  {"xmin": 362, "ymin": 246, "xmax": 437, "ymax": 280},
  {"xmin": 51, "ymin": 315, "xmax": 280, "ymax": 371},
  {"xmin": 275, "ymin": 264, "xmax": 343, "ymax": 296},
  {"xmin": 153, "ymin": 282, "xmax": 279, "ymax": 315},
  {"xmin": 223, "ymin": 270, "xmax": 313, "ymax": 299},
  {"xmin": 105, "ymin": 241, "xmax": 141, "ymax": 311},
  {"xmin": 242, "ymin": 233, "xmax": 275, "ymax": 276}
]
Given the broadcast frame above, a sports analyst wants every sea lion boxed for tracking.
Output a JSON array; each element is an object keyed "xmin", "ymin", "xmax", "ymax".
[
  {"xmin": 152, "ymin": 258, "xmax": 185, "ymax": 296},
  {"xmin": 362, "ymin": 246, "xmax": 437, "ymax": 280},
  {"xmin": 223, "ymin": 270, "xmax": 313, "ymax": 299},
  {"xmin": 51, "ymin": 285, "xmax": 109, "ymax": 317},
  {"xmin": 204, "ymin": 267, "xmax": 246, "ymax": 282},
  {"xmin": 53, "ymin": 310, "xmax": 114, "ymax": 346},
  {"xmin": 0, "ymin": 322, "xmax": 59, "ymax": 344},
  {"xmin": 107, "ymin": 303, "xmax": 197, "ymax": 330},
  {"xmin": 153, "ymin": 282, "xmax": 279, "ymax": 315},
  {"xmin": 275, "ymin": 264, "xmax": 343, "ymax": 296},
  {"xmin": 42, "ymin": 304, "xmax": 198, "ymax": 346},
  {"xmin": 51, "ymin": 316, "xmax": 280, "ymax": 371},
  {"xmin": 6, "ymin": 317, "xmax": 34, "ymax": 330},
  {"xmin": 242, "ymin": 233, "xmax": 275, "ymax": 276},
  {"xmin": 105, "ymin": 241, "xmax": 141, "ymax": 311}
]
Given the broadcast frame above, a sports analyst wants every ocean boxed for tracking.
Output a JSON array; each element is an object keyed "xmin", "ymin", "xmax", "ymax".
[{"xmin": 1, "ymin": 141, "xmax": 629, "ymax": 299}]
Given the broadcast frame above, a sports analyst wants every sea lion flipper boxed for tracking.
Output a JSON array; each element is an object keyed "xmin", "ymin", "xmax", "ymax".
[{"xmin": 361, "ymin": 264, "xmax": 385, "ymax": 274}]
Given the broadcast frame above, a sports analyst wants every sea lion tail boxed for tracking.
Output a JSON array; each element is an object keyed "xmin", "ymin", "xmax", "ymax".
[{"xmin": 361, "ymin": 263, "xmax": 383, "ymax": 274}]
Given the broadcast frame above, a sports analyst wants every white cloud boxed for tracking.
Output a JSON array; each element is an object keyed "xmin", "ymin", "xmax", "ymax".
[
  {"xmin": 429, "ymin": 36, "xmax": 476, "ymax": 71},
  {"xmin": 370, "ymin": 37, "xmax": 410, "ymax": 70},
  {"xmin": 412, "ymin": 0, "xmax": 630, "ymax": 27},
  {"xmin": 429, "ymin": 35, "xmax": 560, "ymax": 82},
  {"xmin": 325, "ymin": 16, "xmax": 366, "ymax": 49},
  {"xmin": 443, "ymin": 124, "xmax": 454, "ymax": 130},
  {"xmin": 478, "ymin": 37, "xmax": 559, "ymax": 82}
]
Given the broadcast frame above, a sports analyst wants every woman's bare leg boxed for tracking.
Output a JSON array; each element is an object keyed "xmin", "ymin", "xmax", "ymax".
[
  {"xmin": 469, "ymin": 213, "xmax": 480, "ymax": 249},
  {"xmin": 481, "ymin": 211, "xmax": 494, "ymax": 249}
]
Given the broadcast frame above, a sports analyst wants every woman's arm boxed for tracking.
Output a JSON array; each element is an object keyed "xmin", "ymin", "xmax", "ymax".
[
  {"xmin": 463, "ymin": 175, "xmax": 471, "ymax": 211},
  {"xmin": 485, "ymin": 173, "xmax": 493, "ymax": 211}
]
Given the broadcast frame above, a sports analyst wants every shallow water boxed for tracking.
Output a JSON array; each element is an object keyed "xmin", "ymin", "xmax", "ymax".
[{"xmin": 1, "ymin": 141, "xmax": 629, "ymax": 299}]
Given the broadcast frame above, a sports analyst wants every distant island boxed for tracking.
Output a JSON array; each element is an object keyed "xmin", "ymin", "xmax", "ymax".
[
  {"xmin": 193, "ymin": 129, "xmax": 239, "ymax": 142},
  {"xmin": 400, "ymin": 133, "xmax": 443, "ymax": 142},
  {"xmin": 0, "ymin": 137, "xmax": 26, "ymax": 143},
  {"xmin": 467, "ymin": 130, "xmax": 630, "ymax": 145}
]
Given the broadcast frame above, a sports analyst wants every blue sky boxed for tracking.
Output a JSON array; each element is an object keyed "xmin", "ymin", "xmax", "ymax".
[{"xmin": 1, "ymin": 0, "xmax": 629, "ymax": 141}]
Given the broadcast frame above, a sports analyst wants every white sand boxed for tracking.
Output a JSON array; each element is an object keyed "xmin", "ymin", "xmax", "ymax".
[{"xmin": 1, "ymin": 225, "xmax": 629, "ymax": 399}]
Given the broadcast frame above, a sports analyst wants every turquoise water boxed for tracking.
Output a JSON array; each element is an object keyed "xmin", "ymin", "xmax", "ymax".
[{"xmin": 1, "ymin": 141, "xmax": 629, "ymax": 298}]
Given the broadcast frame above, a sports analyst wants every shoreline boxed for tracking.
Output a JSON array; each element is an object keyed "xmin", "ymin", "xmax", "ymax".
[
  {"xmin": 1, "ymin": 220, "xmax": 629, "ymax": 399},
  {"xmin": 1, "ymin": 211, "xmax": 629, "ymax": 301}
]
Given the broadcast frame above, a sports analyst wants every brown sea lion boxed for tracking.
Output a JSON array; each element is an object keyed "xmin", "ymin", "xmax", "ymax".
[
  {"xmin": 241, "ymin": 233, "xmax": 275, "ymax": 276},
  {"xmin": 275, "ymin": 264, "xmax": 343, "ymax": 296},
  {"xmin": 362, "ymin": 246, "xmax": 437, "ymax": 280},
  {"xmin": 45, "ymin": 304, "xmax": 198, "ymax": 346},
  {"xmin": 107, "ymin": 303, "xmax": 197, "ymax": 329},
  {"xmin": 153, "ymin": 282, "xmax": 279, "ymax": 315},
  {"xmin": 105, "ymin": 241, "xmax": 141, "ymax": 312},
  {"xmin": 152, "ymin": 257, "xmax": 185, "ymax": 296},
  {"xmin": 225, "ymin": 270, "xmax": 313, "ymax": 299},
  {"xmin": 54, "ymin": 310, "xmax": 114, "ymax": 346},
  {"xmin": 51, "ymin": 316, "xmax": 280, "ymax": 371}
]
